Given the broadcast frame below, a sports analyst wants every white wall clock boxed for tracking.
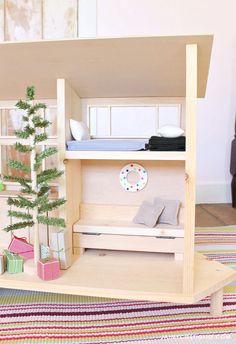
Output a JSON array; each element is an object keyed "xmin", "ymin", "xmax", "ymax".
[{"xmin": 119, "ymin": 163, "xmax": 148, "ymax": 192}]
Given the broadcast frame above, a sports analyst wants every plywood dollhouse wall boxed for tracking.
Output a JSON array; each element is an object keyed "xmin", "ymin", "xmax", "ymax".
[
  {"xmin": 81, "ymin": 161, "xmax": 185, "ymax": 204},
  {"xmin": 79, "ymin": 97, "xmax": 186, "ymax": 222}
]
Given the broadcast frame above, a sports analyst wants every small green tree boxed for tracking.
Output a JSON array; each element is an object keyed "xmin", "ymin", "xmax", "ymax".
[{"xmin": 3, "ymin": 86, "xmax": 66, "ymax": 263}]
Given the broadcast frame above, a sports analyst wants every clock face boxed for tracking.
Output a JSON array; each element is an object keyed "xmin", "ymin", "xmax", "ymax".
[{"xmin": 119, "ymin": 163, "xmax": 148, "ymax": 192}]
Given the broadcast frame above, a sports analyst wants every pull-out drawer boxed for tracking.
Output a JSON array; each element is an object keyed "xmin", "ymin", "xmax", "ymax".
[{"xmin": 73, "ymin": 233, "xmax": 184, "ymax": 258}]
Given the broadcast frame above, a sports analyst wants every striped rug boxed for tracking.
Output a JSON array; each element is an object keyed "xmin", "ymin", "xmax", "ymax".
[{"xmin": 0, "ymin": 226, "xmax": 236, "ymax": 344}]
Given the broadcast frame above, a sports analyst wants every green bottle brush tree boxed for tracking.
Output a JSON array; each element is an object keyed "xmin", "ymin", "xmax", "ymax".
[{"xmin": 3, "ymin": 86, "xmax": 66, "ymax": 263}]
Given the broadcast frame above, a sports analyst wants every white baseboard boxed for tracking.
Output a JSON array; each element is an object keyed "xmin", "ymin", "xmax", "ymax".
[{"xmin": 196, "ymin": 182, "xmax": 232, "ymax": 204}]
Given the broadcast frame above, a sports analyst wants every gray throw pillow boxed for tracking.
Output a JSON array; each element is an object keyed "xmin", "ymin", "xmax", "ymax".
[
  {"xmin": 133, "ymin": 201, "xmax": 164, "ymax": 228},
  {"xmin": 154, "ymin": 198, "xmax": 180, "ymax": 226}
]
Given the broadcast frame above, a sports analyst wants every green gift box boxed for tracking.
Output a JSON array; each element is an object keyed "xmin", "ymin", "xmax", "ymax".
[{"xmin": 4, "ymin": 250, "xmax": 23, "ymax": 273}]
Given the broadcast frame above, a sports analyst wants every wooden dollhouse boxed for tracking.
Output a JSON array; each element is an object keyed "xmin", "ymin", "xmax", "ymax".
[{"xmin": 0, "ymin": 35, "xmax": 235, "ymax": 316}]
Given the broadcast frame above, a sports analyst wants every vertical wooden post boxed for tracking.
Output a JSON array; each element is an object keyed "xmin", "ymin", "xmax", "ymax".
[
  {"xmin": 210, "ymin": 289, "xmax": 224, "ymax": 316},
  {"xmin": 183, "ymin": 44, "xmax": 197, "ymax": 295},
  {"xmin": 57, "ymin": 79, "xmax": 82, "ymax": 256}
]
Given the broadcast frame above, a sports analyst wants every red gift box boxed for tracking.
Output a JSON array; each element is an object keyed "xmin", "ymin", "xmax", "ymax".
[
  {"xmin": 8, "ymin": 235, "xmax": 34, "ymax": 260},
  {"xmin": 37, "ymin": 258, "xmax": 60, "ymax": 281}
]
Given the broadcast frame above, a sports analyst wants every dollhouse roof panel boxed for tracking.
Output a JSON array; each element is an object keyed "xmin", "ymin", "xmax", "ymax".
[{"xmin": 0, "ymin": 35, "xmax": 213, "ymax": 100}]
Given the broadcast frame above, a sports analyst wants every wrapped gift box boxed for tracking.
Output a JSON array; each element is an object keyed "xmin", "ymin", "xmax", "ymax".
[
  {"xmin": 8, "ymin": 235, "xmax": 34, "ymax": 260},
  {"xmin": 40, "ymin": 244, "xmax": 51, "ymax": 260},
  {"xmin": 37, "ymin": 258, "xmax": 60, "ymax": 281},
  {"xmin": 4, "ymin": 250, "xmax": 23, "ymax": 273},
  {"xmin": 0, "ymin": 254, "xmax": 5, "ymax": 274},
  {"xmin": 51, "ymin": 229, "xmax": 71, "ymax": 270}
]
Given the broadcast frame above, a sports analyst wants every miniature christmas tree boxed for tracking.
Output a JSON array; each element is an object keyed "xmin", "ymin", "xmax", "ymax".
[{"xmin": 3, "ymin": 86, "xmax": 66, "ymax": 263}]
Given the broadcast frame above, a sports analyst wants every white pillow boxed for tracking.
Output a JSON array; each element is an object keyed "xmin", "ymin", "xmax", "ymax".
[
  {"xmin": 157, "ymin": 125, "xmax": 184, "ymax": 138},
  {"xmin": 70, "ymin": 119, "xmax": 90, "ymax": 141}
]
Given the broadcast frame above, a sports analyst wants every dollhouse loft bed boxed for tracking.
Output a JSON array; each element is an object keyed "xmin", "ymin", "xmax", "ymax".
[
  {"xmin": 66, "ymin": 138, "xmax": 148, "ymax": 151},
  {"xmin": 0, "ymin": 35, "xmax": 235, "ymax": 316}
]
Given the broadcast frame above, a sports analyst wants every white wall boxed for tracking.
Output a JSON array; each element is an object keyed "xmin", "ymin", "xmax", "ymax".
[
  {"xmin": 1, "ymin": 0, "xmax": 79, "ymax": 41},
  {"xmin": 80, "ymin": 0, "xmax": 236, "ymax": 203}
]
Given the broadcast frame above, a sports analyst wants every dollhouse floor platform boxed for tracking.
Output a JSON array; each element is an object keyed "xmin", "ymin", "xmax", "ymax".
[{"xmin": 0, "ymin": 250, "xmax": 235, "ymax": 304}]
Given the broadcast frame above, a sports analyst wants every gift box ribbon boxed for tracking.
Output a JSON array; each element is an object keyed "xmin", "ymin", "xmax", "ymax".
[
  {"xmin": 10, "ymin": 235, "xmax": 34, "ymax": 255},
  {"xmin": 12, "ymin": 234, "xmax": 28, "ymax": 243},
  {"xmin": 53, "ymin": 231, "xmax": 70, "ymax": 262},
  {"xmin": 52, "ymin": 247, "xmax": 70, "ymax": 258}
]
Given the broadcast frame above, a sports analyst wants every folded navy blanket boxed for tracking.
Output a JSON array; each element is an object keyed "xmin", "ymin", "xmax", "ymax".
[
  {"xmin": 148, "ymin": 136, "xmax": 185, "ymax": 151},
  {"xmin": 149, "ymin": 136, "xmax": 185, "ymax": 145}
]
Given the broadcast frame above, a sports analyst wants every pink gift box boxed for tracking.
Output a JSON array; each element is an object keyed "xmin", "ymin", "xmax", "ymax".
[
  {"xmin": 37, "ymin": 259, "xmax": 60, "ymax": 281},
  {"xmin": 8, "ymin": 235, "xmax": 34, "ymax": 260}
]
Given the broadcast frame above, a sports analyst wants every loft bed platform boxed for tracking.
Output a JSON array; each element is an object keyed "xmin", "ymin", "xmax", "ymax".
[
  {"xmin": 65, "ymin": 137, "xmax": 185, "ymax": 155},
  {"xmin": 0, "ymin": 251, "xmax": 234, "ymax": 305},
  {"xmin": 65, "ymin": 150, "xmax": 187, "ymax": 161}
]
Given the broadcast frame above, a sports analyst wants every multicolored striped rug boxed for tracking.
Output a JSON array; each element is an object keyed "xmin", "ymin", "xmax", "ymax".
[{"xmin": 0, "ymin": 226, "xmax": 236, "ymax": 343}]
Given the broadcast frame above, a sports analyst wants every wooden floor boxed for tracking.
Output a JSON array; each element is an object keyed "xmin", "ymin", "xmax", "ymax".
[{"xmin": 196, "ymin": 203, "xmax": 236, "ymax": 227}]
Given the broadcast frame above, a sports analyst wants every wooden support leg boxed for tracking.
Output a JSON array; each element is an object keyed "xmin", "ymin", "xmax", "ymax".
[
  {"xmin": 78, "ymin": 248, "xmax": 85, "ymax": 255},
  {"xmin": 210, "ymin": 288, "xmax": 224, "ymax": 316},
  {"xmin": 174, "ymin": 253, "xmax": 183, "ymax": 260},
  {"xmin": 73, "ymin": 247, "xmax": 85, "ymax": 255}
]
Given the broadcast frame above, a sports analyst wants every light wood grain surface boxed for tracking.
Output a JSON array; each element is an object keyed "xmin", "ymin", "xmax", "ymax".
[{"xmin": 0, "ymin": 35, "xmax": 213, "ymax": 100}]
